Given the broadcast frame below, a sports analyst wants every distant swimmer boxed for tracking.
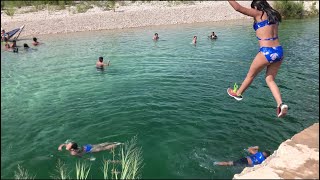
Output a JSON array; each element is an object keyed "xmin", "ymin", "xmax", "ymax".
[
  {"xmin": 58, "ymin": 141, "xmax": 122, "ymax": 157},
  {"xmin": 226, "ymin": 0, "xmax": 288, "ymax": 118},
  {"xmin": 4, "ymin": 38, "xmax": 10, "ymax": 49},
  {"xmin": 192, "ymin": 36, "xmax": 197, "ymax": 44},
  {"xmin": 214, "ymin": 146, "xmax": 270, "ymax": 167},
  {"xmin": 23, "ymin": 43, "xmax": 30, "ymax": 49},
  {"xmin": 10, "ymin": 40, "xmax": 17, "ymax": 48},
  {"xmin": 96, "ymin": 57, "xmax": 110, "ymax": 69},
  {"xmin": 209, "ymin": 32, "xmax": 218, "ymax": 39},
  {"xmin": 32, "ymin": 37, "xmax": 40, "ymax": 46},
  {"xmin": 153, "ymin": 33, "xmax": 159, "ymax": 40}
]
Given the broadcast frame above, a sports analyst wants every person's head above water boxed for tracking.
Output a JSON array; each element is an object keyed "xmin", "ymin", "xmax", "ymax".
[
  {"xmin": 23, "ymin": 43, "xmax": 29, "ymax": 48},
  {"xmin": 99, "ymin": 57, "xmax": 103, "ymax": 62},
  {"xmin": 251, "ymin": 0, "xmax": 281, "ymax": 24},
  {"xmin": 262, "ymin": 150, "xmax": 271, "ymax": 158},
  {"xmin": 33, "ymin": 37, "xmax": 38, "ymax": 42},
  {"xmin": 155, "ymin": 33, "xmax": 158, "ymax": 36},
  {"xmin": 65, "ymin": 142, "xmax": 79, "ymax": 151}
]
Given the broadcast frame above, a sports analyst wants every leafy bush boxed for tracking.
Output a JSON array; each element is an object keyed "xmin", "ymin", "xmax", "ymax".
[
  {"xmin": 76, "ymin": 2, "xmax": 93, "ymax": 13},
  {"xmin": 4, "ymin": 6, "xmax": 16, "ymax": 18},
  {"xmin": 309, "ymin": 2, "xmax": 319, "ymax": 17},
  {"xmin": 273, "ymin": 1, "xmax": 305, "ymax": 19}
]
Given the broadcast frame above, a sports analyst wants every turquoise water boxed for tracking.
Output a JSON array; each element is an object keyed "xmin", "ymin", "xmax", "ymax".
[{"xmin": 1, "ymin": 18, "xmax": 319, "ymax": 179}]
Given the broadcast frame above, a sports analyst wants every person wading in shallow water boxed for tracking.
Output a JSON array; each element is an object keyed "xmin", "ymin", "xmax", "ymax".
[
  {"xmin": 96, "ymin": 56, "xmax": 110, "ymax": 69},
  {"xmin": 58, "ymin": 141, "xmax": 122, "ymax": 157}
]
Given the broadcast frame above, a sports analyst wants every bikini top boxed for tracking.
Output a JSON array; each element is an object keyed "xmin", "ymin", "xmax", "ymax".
[{"xmin": 253, "ymin": 19, "xmax": 279, "ymax": 41}]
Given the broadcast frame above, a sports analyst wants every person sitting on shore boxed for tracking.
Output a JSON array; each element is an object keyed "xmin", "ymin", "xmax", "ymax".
[
  {"xmin": 58, "ymin": 141, "xmax": 122, "ymax": 157},
  {"xmin": 153, "ymin": 33, "xmax": 159, "ymax": 40},
  {"xmin": 214, "ymin": 146, "xmax": 270, "ymax": 167},
  {"xmin": 209, "ymin": 32, "xmax": 218, "ymax": 39},
  {"xmin": 192, "ymin": 36, "xmax": 197, "ymax": 44},
  {"xmin": 32, "ymin": 37, "xmax": 40, "ymax": 46},
  {"xmin": 96, "ymin": 57, "xmax": 110, "ymax": 69}
]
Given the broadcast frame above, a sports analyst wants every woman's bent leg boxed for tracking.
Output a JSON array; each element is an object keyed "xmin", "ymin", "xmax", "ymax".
[{"xmin": 236, "ymin": 52, "xmax": 269, "ymax": 95}]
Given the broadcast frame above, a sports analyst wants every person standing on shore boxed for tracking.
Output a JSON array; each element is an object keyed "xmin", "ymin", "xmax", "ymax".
[
  {"xmin": 153, "ymin": 33, "xmax": 159, "ymax": 40},
  {"xmin": 226, "ymin": 0, "xmax": 288, "ymax": 118},
  {"xmin": 214, "ymin": 146, "xmax": 270, "ymax": 166}
]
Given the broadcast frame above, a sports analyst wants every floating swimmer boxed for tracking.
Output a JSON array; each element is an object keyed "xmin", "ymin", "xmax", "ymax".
[
  {"xmin": 214, "ymin": 146, "xmax": 270, "ymax": 166},
  {"xmin": 192, "ymin": 36, "xmax": 197, "ymax": 44},
  {"xmin": 58, "ymin": 141, "xmax": 122, "ymax": 157},
  {"xmin": 226, "ymin": 0, "xmax": 288, "ymax": 118},
  {"xmin": 208, "ymin": 32, "xmax": 218, "ymax": 39},
  {"xmin": 153, "ymin": 33, "xmax": 159, "ymax": 41}
]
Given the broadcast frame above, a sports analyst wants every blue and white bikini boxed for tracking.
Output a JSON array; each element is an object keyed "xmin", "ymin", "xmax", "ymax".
[{"xmin": 254, "ymin": 19, "xmax": 284, "ymax": 63}]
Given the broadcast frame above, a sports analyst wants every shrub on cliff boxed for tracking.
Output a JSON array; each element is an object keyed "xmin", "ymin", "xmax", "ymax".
[{"xmin": 273, "ymin": 1, "xmax": 305, "ymax": 19}]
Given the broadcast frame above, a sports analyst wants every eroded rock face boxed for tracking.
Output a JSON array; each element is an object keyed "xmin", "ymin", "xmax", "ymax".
[{"xmin": 233, "ymin": 123, "xmax": 319, "ymax": 179}]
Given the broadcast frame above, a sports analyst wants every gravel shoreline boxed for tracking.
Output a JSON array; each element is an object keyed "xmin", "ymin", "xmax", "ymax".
[{"xmin": 1, "ymin": 1, "xmax": 252, "ymax": 37}]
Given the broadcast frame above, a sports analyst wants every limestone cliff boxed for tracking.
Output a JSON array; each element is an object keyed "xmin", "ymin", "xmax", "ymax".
[{"xmin": 233, "ymin": 123, "xmax": 319, "ymax": 179}]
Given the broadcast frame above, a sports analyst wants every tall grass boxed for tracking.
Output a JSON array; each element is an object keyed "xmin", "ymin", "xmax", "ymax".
[
  {"xmin": 75, "ymin": 161, "xmax": 91, "ymax": 180},
  {"xmin": 14, "ymin": 164, "xmax": 35, "ymax": 180},
  {"xmin": 51, "ymin": 159, "xmax": 70, "ymax": 180},
  {"xmin": 120, "ymin": 136, "xmax": 143, "ymax": 179},
  {"xmin": 273, "ymin": 1, "xmax": 305, "ymax": 19}
]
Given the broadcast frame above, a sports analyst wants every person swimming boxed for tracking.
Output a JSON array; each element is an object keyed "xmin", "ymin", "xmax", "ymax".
[
  {"xmin": 153, "ymin": 33, "xmax": 159, "ymax": 40},
  {"xmin": 192, "ymin": 36, "xmax": 197, "ymax": 44},
  {"xmin": 226, "ymin": 0, "xmax": 288, "ymax": 118},
  {"xmin": 96, "ymin": 56, "xmax": 110, "ymax": 69},
  {"xmin": 58, "ymin": 141, "xmax": 122, "ymax": 157},
  {"xmin": 209, "ymin": 32, "xmax": 218, "ymax": 39},
  {"xmin": 214, "ymin": 146, "xmax": 270, "ymax": 167},
  {"xmin": 32, "ymin": 37, "xmax": 40, "ymax": 46},
  {"xmin": 23, "ymin": 43, "xmax": 30, "ymax": 49}
]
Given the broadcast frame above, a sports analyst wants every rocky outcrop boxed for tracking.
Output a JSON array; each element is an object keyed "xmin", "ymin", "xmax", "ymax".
[{"xmin": 233, "ymin": 123, "xmax": 319, "ymax": 179}]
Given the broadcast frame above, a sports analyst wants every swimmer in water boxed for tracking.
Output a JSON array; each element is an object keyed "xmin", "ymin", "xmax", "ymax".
[
  {"xmin": 209, "ymin": 32, "xmax": 218, "ymax": 39},
  {"xmin": 192, "ymin": 36, "xmax": 197, "ymax": 44},
  {"xmin": 58, "ymin": 141, "xmax": 122, "ymax": 157},
  {"xmin": 214, "ymin": 146, "xmax": 270, "ymax": 166},
  {"xmin": 96, "ymin": 56, "xmax": 110, "ymax": 69},
  {"xmin": 153, "ymin": 33, "xmax": 159, "ymax": 40},
  {"xmin": 32, "ymin": 37, "xmax": 40, "ymax": 46}
]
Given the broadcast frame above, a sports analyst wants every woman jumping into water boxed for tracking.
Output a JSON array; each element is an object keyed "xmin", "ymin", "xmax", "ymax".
[{"xmin": 227, "ymin": 0, "xmax": 288, "ymax": 118}]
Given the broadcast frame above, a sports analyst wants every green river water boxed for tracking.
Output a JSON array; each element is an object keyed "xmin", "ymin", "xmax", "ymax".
[{"xmin": 1, "ymin": 18, "xmax": 319, "ymax": 179}]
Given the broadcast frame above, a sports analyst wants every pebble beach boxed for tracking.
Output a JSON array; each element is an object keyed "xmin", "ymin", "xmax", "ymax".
[{"xmin": 1, "ymin": 1, "xmax": 252, "ymax": 37}]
